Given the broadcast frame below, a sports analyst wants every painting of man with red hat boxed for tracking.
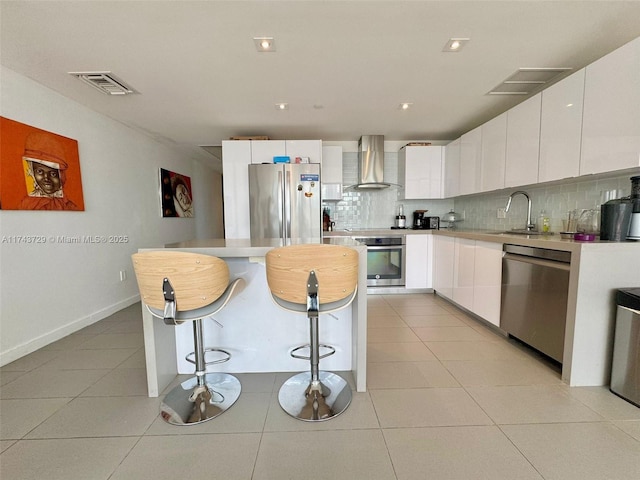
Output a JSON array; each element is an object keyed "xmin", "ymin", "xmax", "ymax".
[{"xmin": 0, "ymin": 117, "xmax": 84, "ymax": 211}]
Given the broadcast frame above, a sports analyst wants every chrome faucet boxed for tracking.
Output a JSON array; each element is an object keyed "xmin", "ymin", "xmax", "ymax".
[{"xmin": 505, "ymin": 191, "xmax": 535, "ymax": 231}]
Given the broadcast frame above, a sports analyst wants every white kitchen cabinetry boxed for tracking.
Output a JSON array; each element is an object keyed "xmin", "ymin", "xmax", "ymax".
[
  {"xmin": 444, "ymin": 137, "xmax": 461, "ymax": 198},
  {"xmin": 285, "ymin": 140, "xmax": 323, "ymax": 164},
  {"xmin": 505, "ymin": 94, "xmax": 541, "ymax": 188},
  {"xmin": 581, "ymin": 37, "xmax": 640, "ymax": 175},
  {"xmin": 223, "ymin": 139, "xmax": 322, "ymax": 238},
  {"xmin": 538, "ymin": 69, "xmax": 585, "ymax": 183},
  {"xmin": 437, "ymin": 236, "xmax": 503, "ymax": 326},
  {"xmin": 321, "ymin": 145, "xmax": 343, "ymax": 201},
  {"xmin": 250, "ymin": 139, "xmax": 322, "ymax": 164},
  {"xmin": 459, "ymin": 127, "xmax": 482, "ymax": 196},
  {"xmin": 480, "ymin": 113, "xmax": 507, "ymax": 192},
  {"xmin": 405, "ymin": 234, "xmax": 433, "ymax": 289},
  {"xmin": 472, "ymin": 241, "xmax": 503, "ymax": 327},
  {"xmin": 398, "ymin": 146, "xmax": 444, "ymax": 199},
  {"xmin": 222, "ymin": 140, "xmax": 252, "ymax": 238},
  {"xmin": 250, "ymin": 140, "xmax": 286, "ymax": 164},
  {"xmin": 433, "ymin": 234, "xmax": 455, "ymax": 300},
  {"xmin": 453, "ymin": 238, "xmax": 475, "ymax": 311}
]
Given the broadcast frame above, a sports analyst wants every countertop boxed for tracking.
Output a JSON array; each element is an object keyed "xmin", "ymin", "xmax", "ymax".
[
  {"xmin": 324, "ymin": 228, "xmax": 639, "ymax": 254},
  {"xmin": 163, "ymin": 236, "xmax": 364, "ymax": 257}
]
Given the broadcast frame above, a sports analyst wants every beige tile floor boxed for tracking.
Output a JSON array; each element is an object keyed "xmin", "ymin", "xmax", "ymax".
[{"xmin": 2, "ymin": 294, "xmax": 640, "ymax": 479}]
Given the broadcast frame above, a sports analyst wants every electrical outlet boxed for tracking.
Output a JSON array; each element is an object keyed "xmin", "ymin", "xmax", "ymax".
[
  {"xmin": 119, "ymin": 270, "xmax": 127, "ymax": 282},
  {"xmin": 497, "ymin": 207, "xmax": 506, "ymax": 219}
]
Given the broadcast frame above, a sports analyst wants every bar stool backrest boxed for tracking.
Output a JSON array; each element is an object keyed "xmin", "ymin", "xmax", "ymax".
[
  {"xmin": 265, "ymin": 244, "xmax": 358, "ymax": 306},
  {"xmin": 132, "ymin": 251, "xmax": 229, "ymax": 311}
]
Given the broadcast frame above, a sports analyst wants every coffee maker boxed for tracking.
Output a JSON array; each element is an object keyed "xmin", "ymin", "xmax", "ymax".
[
  {"xmin": 628, "ymin": 175, "xmax": 640, "ymax": 240},
  {"xmin": 413, "ymin": 210, "xmax": 427, "ymax": 229}
]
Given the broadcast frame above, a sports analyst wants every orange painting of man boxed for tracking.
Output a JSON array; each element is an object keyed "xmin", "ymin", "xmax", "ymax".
[{"xmin": 0, "ymin": 117, "xmax": 85, "ymax": 211}]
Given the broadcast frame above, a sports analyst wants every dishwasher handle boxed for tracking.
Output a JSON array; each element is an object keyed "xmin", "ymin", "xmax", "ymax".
[{"xmin": 503, "ymin": 252, "xmax": 571, "ymax": 272}]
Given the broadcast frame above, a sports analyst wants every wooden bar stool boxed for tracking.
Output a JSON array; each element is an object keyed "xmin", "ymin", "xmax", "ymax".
[
  {"xmin": 265, "ymin": 244, "xmax": 358, "ymax": 421},
  {"xmin": 132, "ymin": 251, "xmax": 244, "ymax": 425}
]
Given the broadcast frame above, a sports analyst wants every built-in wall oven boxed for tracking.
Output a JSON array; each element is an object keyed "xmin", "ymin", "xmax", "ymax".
[{"xmin": 354, "ymin": 237, "xmax": 406, "ymax": 287}]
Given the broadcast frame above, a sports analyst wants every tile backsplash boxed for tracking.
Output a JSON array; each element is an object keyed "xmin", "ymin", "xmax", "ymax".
[
  {"xmin": 322, "ymin": 150, "xmax": 637, "ymax": 232},
  {"xmin": 453, "ymin": 172, "xmax": 636, "ymax": 232},
  {"xmin": 322, "ymin": 152, "xmax": 454, "ymax": 230}
]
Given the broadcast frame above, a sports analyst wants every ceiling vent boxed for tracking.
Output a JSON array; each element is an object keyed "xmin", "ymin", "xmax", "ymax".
[
  {"xmin": 69, "ymin": 71, "xmax": 139, "ymax": 95},
  {"xmin": 488, "ymin": 67, "xmax": 571, "ymax": 95}
]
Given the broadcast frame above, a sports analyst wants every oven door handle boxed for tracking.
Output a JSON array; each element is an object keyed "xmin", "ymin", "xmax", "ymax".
[{"xmin": 366, "ymin": 245, "xmax": 404, "ymax": 251}]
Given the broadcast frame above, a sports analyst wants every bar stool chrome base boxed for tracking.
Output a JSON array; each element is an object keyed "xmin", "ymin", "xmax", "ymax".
[
  {"xmin": 160, "ymin": 373, "xmax": 241, "ymax": 426},
  {"xmin": 278, "ymin": 371, "xmax": 352, "ymax": 422}
]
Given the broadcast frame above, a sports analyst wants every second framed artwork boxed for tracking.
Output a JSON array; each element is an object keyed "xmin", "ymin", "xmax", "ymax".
[{"xmin": 159, "ymin": 168, "xmax": 194, "ymax": 218}]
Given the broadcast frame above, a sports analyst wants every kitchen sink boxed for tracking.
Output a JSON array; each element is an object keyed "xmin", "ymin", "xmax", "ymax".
[{"xmin": 502, "ymin": 229, "xmax": 541, "ymax": 235}]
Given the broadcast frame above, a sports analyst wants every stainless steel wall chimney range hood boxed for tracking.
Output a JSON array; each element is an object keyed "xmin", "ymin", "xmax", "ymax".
[{"xmin": 349, "ymin": 135, "xmax": 393, "ymax": 190}]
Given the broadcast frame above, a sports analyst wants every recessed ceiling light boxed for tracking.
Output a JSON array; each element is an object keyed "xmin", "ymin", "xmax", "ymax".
[
  {"xmin": 399, "ymin": 103, "xmax": 413, "ymax": 110},
  {"xmin": 275, "ymin": 103, "xmax": 288, "ymax": 110},
  {"xmin": 443, "ymin": 38, "xmax": 469, "ymax": 52},
  {"xmin": 254, "ymin": 37, "xmax": 276, "ymax": 52}
]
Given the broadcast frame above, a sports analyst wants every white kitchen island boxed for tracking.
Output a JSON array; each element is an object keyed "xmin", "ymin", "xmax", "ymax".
[{"xmin": 138, "ymin": 237, "xmax": 368, "ymax": 397}]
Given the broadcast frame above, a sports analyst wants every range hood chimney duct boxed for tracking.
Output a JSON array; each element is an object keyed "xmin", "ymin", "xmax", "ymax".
[{"xmin": 352, "ymin": 135, "xmax": 391, "ymax": 189}]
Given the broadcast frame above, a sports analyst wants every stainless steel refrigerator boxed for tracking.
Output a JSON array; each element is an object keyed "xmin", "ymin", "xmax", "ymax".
[{"xmin": 248, "ymin": 163, "xmax": 321, "ymax": 241}]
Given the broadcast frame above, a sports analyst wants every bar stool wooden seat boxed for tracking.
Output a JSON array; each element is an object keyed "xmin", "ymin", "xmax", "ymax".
[
  {"xmin": 132, "ymin": 251, "xmax": 244, "ymax": 426},
  {"xmin": 265, "ymin": 243, "xmax": 358, "ymax": 421}
]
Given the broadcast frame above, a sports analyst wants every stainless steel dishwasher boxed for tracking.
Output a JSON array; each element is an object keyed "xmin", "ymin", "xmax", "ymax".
[{"xmin": 500, "ymin": 244, "xmax": 571, "ymax": 363}]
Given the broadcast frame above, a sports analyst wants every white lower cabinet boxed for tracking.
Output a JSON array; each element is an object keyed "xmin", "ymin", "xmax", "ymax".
[
  {"xmin": 453, "ymin": 238, "xmax": 475, "ymax": 311},
  {"xmin": 433, "ymin": 234, "xmax": 455, "ymax": 300},
  {"xmin": 405, "ymin": 234, "xmax": 433, "ymax": 289},
  {"xmin": 472, "ymin": 241, "xmax": 503, "ymax": 326},
  {"xmin": 434, "ymin": 235, "xmax": 503, "ymax": 326}
]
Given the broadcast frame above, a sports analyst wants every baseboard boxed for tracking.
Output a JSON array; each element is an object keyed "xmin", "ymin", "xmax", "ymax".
[{"xmin": 0, "ymin": 294, "xmax": 141, "ymax": 367}]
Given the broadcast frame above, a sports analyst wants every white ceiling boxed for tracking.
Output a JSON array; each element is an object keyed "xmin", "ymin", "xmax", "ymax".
[{"xmin": 2, "ymin": 1, "xmax": 640, "ymax": 170}]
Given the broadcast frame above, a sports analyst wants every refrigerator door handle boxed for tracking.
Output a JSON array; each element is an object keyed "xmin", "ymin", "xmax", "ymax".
[
  {"xmin": 284, "ymin": 168, "xmax": 292, "ymax": 240},
  {"xmin": 278, "ymin": 170, "xmax": 286, "ymax": 240}
]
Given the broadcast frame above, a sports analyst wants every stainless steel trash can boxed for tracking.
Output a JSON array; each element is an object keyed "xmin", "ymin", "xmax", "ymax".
[{"xmin": 610, "ymin": 288, "xmax": 640, "ymax": 407}]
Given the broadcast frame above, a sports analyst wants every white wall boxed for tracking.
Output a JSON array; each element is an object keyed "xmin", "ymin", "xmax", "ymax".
[
  {"xmin": 192, "ymin": 161, "xmax": 224, "ymax": 239},
  {"xmin": 0, "ymin": 66, "xmax": 219, "ymax": 365}
]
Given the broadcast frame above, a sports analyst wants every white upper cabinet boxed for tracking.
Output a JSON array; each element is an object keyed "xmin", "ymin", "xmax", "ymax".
[
  {"xmin": 222, "ymin": 140, "xmax": 252, "ymax": 238},
  {"xmin": 250, "ymin": 140, "xmax": 286, "ymax": 164},
  {"xmin": 321, "ymin": 145, "xmax": 343, "ymax": 201},
  {"xmin": 285, "ymin": 140, "xmax": 323, "ymax": 164},
  {"xmin": 480, "ymin": 113, "xmax": 507, "ymax": 192},
  {"xmin": 398, "ymin": 145, "xmax": 444, "ymax": 199},
  {"xmin": 444, "ymin": 137, "xmax": 461, "ymax": 198},
  {"xmin": 581, "ymin": 37, "xmax": 640, "ymax": 175},
  {"xmin": 321, "ymin": 145, "xmax": 342, "ymax": 183},
  {"xmin": 538, "ymin": 69, "xmax": 585, "ymax": 183},
  {"xmin": 250, "ymin": 140, "xmax": 322, "ymax": 164},
  {"xmin": 459, "ymin": 126, "xmax": 482, "ymax": 196},
  {"xmin": 505, "ymin": 94, "xmax": 541, "ymax": 188}
]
